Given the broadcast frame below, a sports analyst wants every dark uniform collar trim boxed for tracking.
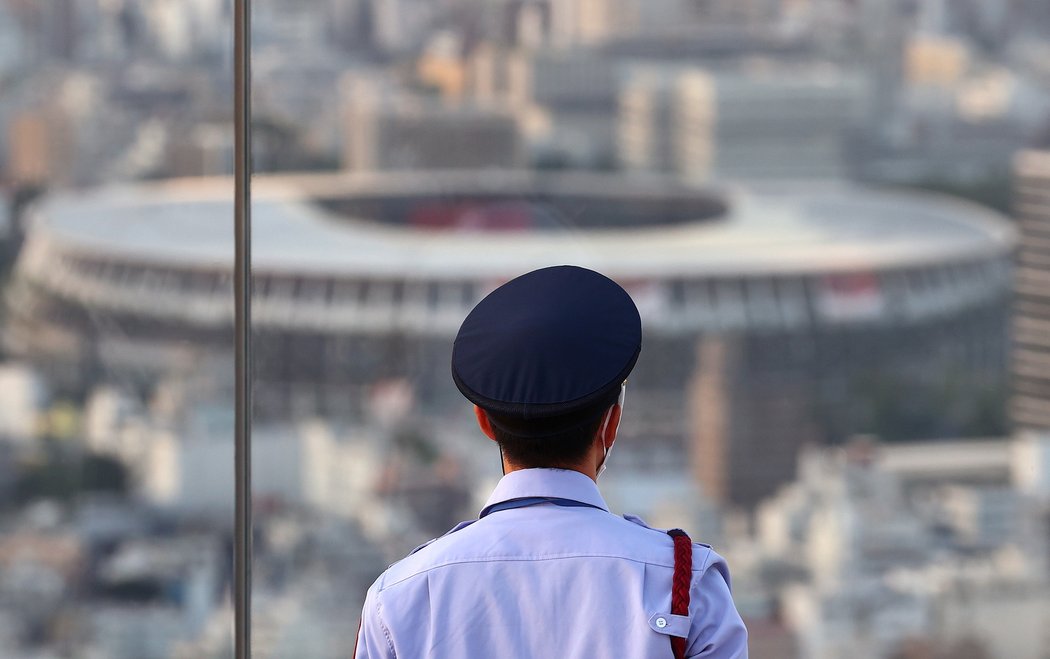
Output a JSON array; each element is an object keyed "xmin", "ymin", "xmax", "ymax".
[{"xmin": 483, "ymin": 468, "xmax": 610, "ymax": 514}]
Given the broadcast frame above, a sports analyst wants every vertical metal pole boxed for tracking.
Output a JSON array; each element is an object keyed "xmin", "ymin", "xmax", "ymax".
[{"xmin": 233, "ymin": 0, "xmax": 252, "ymax": 657}]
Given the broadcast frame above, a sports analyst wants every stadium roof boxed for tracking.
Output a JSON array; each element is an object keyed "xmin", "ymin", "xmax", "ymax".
[{"xmin": 32, "ymin": 171, "xmax": 1015, "ymax": 279}]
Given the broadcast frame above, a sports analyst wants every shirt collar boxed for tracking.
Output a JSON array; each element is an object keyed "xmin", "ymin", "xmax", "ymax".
[{"xmin": 483, "ymin": 468, "xmax": 610, "ymax": 513}]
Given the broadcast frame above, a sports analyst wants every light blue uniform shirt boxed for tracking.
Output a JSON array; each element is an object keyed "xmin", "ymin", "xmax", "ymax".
[{"xmin": 355, "ymin": 468, "xmax": 748, "ymax": 658}]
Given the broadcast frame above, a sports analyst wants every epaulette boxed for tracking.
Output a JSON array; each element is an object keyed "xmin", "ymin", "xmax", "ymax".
[
  {"xmin": 407, "ymin": 519, "xmax": 477, "ymax": 556},
  {"xmin": 622, "ymin": 514, "xmax": 712, "ymax": 549}
]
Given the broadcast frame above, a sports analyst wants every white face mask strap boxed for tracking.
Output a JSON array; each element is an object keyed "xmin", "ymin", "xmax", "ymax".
[{"xmin": 597, "ymin": 382, "xmax": 627, "ymax": 479}]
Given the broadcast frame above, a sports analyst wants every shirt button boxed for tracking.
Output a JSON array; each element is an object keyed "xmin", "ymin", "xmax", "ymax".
[{"xmin": 656, "ymin": 617, "xmax": 667, "ymax": 629}]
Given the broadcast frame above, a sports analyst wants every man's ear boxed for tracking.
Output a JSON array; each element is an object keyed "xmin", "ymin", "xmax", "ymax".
[
  {"xmin": 474, "ymin": 405, "xmax": 498, "ymax": 442},
  {"xmin": 600, "ymin": 404, "xmax": 622, "ymax": 450}
]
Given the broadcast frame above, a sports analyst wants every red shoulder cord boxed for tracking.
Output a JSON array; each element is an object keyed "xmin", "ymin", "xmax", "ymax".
[{"xmin": 666, "ymin": 529, "xmax": 692, "ymax": 659}]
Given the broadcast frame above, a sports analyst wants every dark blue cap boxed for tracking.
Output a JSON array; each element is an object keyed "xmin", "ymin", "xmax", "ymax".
[{"xmin": 452, "ymin": 265, "xmax": 641, "ymax": 438}]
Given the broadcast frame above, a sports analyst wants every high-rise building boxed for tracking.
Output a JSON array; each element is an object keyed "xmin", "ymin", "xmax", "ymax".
[
  {"xmin": 10, "ymin": 0, "xmax": 78, "ymax": 61},
  {"xmin": 4, "ymin": 73, "xmax": 113, "ymax": 187},
  {"xmin": 342, "ymin": 90, "xmax": 524, "ymax": 172},
  {"xmin": 506, "ymin": 49, "xmax": 619, "ymax": 164},
  {"xmin": 618, "ymin": 67, "xmax": 706, "ymax": 174},
  {"xmin": 682, "ymin": 67, "xmax": 867, "ymax": 180},
  {"xmin": 1012, "ymin": 150, "xmax": 1050, "ymax": 434},
  {"xmin": 370, "ymin": 0, "xmax": 436, "ymax": 54},
  {"xmin": 7, "ymin": 111, "xmax": 74, "ymax": 186},
  {"xmin": 548, "ymin": 0, "xmax": 708, "ymax": 47},
  {"xmin": 0, "ymin": 3, "xmax": 25, "ymax": 74},
  {"xmin": 548, "ymin": 0, "xmax": 635, "ymax": 48},
  {"xmin": 619, "ymin": 65, "xmax": 866, "ymax": 181},
  {"xmin": 858, "ymin": 0, "xmax": 908, "ymax": 124},
  {"xmin": 689, "ymin": 335, "xmax": 820, "ymax": 508}
]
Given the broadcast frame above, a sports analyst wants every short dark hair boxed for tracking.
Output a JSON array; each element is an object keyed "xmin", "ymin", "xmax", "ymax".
[{"xmin": 490, "ymin": 413, "xmax": 605, "ymax": 469}]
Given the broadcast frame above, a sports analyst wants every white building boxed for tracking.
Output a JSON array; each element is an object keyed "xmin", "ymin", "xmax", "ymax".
[
  {"xmin": 620, "ymin": 64, "xmax": 868, "ymax": 181},
  {"xmin": 548, "ymin": 0, "xmax": 638, "ymax": 48},
  {"xmin": 91, "ymin": 534, "xmax": 222, "ymax": 652},
  {"xmin": 618, "ymin": 67, "xmax": 692, "ymax": 174},
  {"xmin": 935, "ymin": 577, "xmax": 1050, "ymax": 659},
  {"xmin": 0, "ymin": 2, "xmax": 24, "ymax": 76},
  {"xmin": 548, "ymin": 0, "xmax": 704, "ymax": 48},
  {"xmin": 370, "ymin": 0, "xmax": 437, "ymax": 54},
  {"xmin": 84, "ymin": 386, "xmax": 143, "ymax": 457},
  {"xmin": 0, "ymin": 363, "xmax": 46, "ymax": 442},
  {"xmin": 686, "ymin": 66, "xmax": 867, "ymax": 180},
  {"xmin": 1012, "ymin": 431, "xmax": 1050, "ymax": 502},
  {"xmin": 764, "ymin": 446, "xmax": 932, "ymax": 593},
  {"xmin": 506, "ymin": 50, "xmax": 620, "ymax": 164},
  {"xmin": 342, "ymin": 76, "xmax": 524, "ymax": 171},
  {"xmin": 755, "ymin": 439, "xmax": 1050, "ymax": 658},
  {"xmin": 938, "ymin": 485, "xmax": 1026, "ymax": 549},
  {"xmin": 782, "ymin": 581, "xmax": 930, "ymax": 659},
  {"xmin": 144, "ymin": 417, "xmax": 382, "ymax": 522}
]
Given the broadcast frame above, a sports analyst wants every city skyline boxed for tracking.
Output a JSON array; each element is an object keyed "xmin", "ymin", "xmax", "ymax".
[{"xmin": 0, "ymin": 0, "xmax": 1048, "ymax": 657}]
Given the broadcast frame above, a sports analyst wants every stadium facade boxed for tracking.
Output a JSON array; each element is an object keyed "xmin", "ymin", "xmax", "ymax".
[{"xmin": 5, "ymin": 171, "xmax": 1016, "ymax": 506}]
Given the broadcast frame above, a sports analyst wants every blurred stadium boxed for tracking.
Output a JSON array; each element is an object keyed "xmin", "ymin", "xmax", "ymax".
[
  {"xmin": 7, "ymin": 171, "xmax": 1015, "ymax": 505},
  {"xmin": 2, "ymin": 0, "xmax": 1050, "ymax": 657}
]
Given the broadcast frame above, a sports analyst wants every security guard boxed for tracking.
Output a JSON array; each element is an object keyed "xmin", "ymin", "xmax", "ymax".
[{"xmin": 355, "ymin": 266, "xmax": 748, "ymax": 658}]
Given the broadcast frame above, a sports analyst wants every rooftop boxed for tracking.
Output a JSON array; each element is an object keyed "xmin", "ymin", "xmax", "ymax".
[{"xmin": 31, "ymin": 171, "xmax": 1015, "ymax": 280}]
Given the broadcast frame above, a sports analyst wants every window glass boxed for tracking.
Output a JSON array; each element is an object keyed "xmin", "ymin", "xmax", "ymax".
[
  {"xmin": 252, "ymin": 1, "xmax": 1045, "ymax": 657},
  {"xmin": 0, "ymin": 2, "xmax": 234, "ymax": 657}
]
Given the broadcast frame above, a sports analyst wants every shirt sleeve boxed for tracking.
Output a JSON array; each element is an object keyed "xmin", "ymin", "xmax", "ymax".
[
  {"xmin": 354, "ymin": 583, "xmax": 396, "ymax": 659},
  {"xmin": 687, "ymin": 550, "xmax": 749, "ymax": 659}
]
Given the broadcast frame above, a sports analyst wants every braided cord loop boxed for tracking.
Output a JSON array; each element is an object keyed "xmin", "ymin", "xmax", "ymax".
[{"xmin": 666, "ymin": 529, "xmax": 692, "ymax": 659}]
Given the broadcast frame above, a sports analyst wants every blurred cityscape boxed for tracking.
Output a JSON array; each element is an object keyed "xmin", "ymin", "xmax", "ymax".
[{"xmin": 0, "ymin": 0, "xmax": 1049, "ymax": 657}]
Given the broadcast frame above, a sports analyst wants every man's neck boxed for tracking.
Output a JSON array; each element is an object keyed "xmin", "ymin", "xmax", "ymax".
[{"xmin": 502, "ymin": 461, "xmax": 598, "ymax": 483}]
